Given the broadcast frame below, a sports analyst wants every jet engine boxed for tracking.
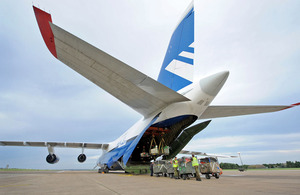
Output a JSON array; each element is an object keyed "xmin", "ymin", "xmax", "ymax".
[
  {"xmin": 46, "ymin": 154, "xmax": 59, "ymax": 164},
  {"xmin": 77, "ymin": 154, "xmax": 86, "ymax": 163}
]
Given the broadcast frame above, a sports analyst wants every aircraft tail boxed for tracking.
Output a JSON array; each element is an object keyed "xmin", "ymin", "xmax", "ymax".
[{"xmin": 157, "ymin": 2, "xmax": 194, "ymax": 92}]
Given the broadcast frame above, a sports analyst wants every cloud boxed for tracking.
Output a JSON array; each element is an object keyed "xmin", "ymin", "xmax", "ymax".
[
  {"xmin": 0, "ymin": 0, "xmax": 299, "ymax": 169},
  {"xmin": 233, "ymin": 149, "xmax": 300, "ymax": 164},
  {"xmin": 184, "ymin": 133, "xmax": 300, "ymax": 164},
  {"xmin": 195, "ymin": 0, "xmax": 300, "ymax": 105},
  {"xmin": 185, "ymin": 133, "xmax": 300, "ymax": 152}
]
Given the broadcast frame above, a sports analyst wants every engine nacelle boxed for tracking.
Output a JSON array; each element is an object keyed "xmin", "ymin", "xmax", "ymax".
[
  {"xmin": 46, "ymin": 154, "xmax": 59, "ymax": 164},
  {"xmin": 77, "ymin": 154, "xmax": 86, "ymax": 163}
]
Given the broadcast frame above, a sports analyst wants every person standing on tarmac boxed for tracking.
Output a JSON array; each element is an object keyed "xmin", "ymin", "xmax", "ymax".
[
  {"xmin": 172, "ymin": 156, "xmax": 179, "ymax": 179},
  {"xmin": 192, "ymin": 154, "xmax": 201, "ymax": 181},
  {"xmin": 150, "ymin": 160, "xmax": 154, "ymax": 176}
]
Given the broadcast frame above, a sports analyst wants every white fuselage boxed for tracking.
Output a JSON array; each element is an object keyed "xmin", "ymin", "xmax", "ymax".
[{"xmin": 107, "ymin": 71, "xmax": 229, "ymax": 152}]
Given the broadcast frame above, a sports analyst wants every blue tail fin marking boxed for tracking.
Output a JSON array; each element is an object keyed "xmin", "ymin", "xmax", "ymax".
[{"xmin": 158, "ymin": 5, "xmax": 194, "ymax": 92}]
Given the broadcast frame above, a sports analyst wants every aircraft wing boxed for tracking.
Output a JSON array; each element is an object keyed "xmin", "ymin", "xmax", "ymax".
[
  {"xmin": 199, "ymin": 103, "xmax": 300, "ymax": 119},
  {"xmin": 33, "ymin": 6, "xmax": 190, "ymax": 117},
  {"xmin": 0, "ymin": 141, "xmax": 108, "ymax": 150},
  {"xmin": 179, "ymin": 150, "xmax": 237, "ymax": 158}
]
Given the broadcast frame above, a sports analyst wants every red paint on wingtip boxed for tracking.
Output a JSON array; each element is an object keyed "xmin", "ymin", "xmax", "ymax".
[
  {"xmin": 280, "ymin": 102, "xmax": 300, "ymax": 111},
  {"xmin": 291, "ymin": 102, "xmax": 300, "ymax": 106},
  {"xmin": 33, "ymin": 6, "xmax": 57, "ymax": 58}
]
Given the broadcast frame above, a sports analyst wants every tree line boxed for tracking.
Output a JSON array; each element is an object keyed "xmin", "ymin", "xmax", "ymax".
[
  {"xmin": 263, "ymin": 161, "xmax": 300, "ymax": 168},
  {"xmin": 220, "ymin": 161, "xmax": 300, "ymax": 169}
]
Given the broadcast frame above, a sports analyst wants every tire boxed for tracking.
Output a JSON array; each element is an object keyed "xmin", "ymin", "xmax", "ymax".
[
  {"xmin": 206, "ymin": 174, "xmax": 211, "ymax": 179},
  {"xmin": 77, "ymin": 154, "xmax": 86, "ymax": 163},
  {"xmin": 182, "ymin": 174, "xmax": 187, "ymax": 180},
  {"xmin": 215, "ymin": 173, "xmax": 220, "ymax": 179}
]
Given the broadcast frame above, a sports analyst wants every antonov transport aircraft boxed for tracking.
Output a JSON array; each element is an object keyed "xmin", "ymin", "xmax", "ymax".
[{"xmin": 1, "ymin": 3, "xmax": 299, "ymax": 172}]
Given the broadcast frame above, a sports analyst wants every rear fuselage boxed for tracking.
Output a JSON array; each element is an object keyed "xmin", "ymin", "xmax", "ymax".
[{"xmin": 98, "ymin": 71, "xmax": 229, "ymax": 169}]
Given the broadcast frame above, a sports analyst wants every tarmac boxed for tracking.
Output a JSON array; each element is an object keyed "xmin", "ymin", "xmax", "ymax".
[{"xmin": 0, "ymin": 169, "xmax": 300, "ymax": 195}]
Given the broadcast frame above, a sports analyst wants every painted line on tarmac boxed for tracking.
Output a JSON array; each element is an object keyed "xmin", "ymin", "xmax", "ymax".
[{"xmin": 118, "ymin": 174, "xmax": 134, "ymax": 177}]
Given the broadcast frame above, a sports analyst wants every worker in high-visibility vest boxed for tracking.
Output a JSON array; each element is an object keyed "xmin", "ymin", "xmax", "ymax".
[
  {"xmin": 192, "ymin": 154, "xmax": 201, "ymax": 181},
  {"xmin": 172, "ymin": 156, "xmax": 179, "ymax": 179}
]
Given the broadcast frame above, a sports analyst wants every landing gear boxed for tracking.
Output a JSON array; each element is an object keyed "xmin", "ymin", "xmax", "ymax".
[
  {"xmin": 77, "ymin": 154, "xmax": 86, "ymax": 163},
  {"xmin": 98, "ymin": 165, "xmax": 109, "ymax": 173}
]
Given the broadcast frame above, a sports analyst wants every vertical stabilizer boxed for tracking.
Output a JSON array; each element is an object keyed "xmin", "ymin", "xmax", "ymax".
[{"xmin": 158, "ymin": 2, "xmax": 194, "ymax": 91}]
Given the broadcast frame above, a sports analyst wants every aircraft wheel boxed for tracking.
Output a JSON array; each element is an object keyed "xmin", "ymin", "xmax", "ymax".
[{"xmin": 100, "ymin": 165, "xmax": 109, "ymax": 173}]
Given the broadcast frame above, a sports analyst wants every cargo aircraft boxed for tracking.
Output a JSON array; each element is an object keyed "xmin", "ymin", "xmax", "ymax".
[{"xmin": 1, "ymin": 2, "xmax": 299, "ymax": 172}]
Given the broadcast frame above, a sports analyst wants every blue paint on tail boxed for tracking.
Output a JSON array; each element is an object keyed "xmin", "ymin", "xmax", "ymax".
[{"xmin": 158, "ymin": 5, "xmax": 194, "ymax": 92}]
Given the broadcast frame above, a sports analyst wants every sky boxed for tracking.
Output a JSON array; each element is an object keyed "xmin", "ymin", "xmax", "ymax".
[{"xmin": 0, "ymin": 0, "xmax": 299, "ymax": 169}]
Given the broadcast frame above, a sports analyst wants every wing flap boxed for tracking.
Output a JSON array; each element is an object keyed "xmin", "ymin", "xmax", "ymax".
[
  {"xmin": 199, "ymin": 103, "xmax": 299, "ymax": 119},
  {"xmin": 0, "ymin": 141, "xmax": 108, "ymax": 150}
]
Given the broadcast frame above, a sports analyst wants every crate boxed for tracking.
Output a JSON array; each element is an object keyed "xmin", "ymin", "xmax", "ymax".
[
  {"xmin": 165, "ymin": 161, "xmax": 174, "ymax": 174},
  {"xmin": 178, "ymin": 161, "xmax": 194, "ymax": 175},
  {"xmin": 153, "ymin": 160, "xmax": 167, "ymax": 175},
  {"xmin": 199, "ymin": 157, "xmax": 221, "ymax": 174},
  {"xmin": 162, "ymin": 146, "xmax": 170, "ymax": 155},
  {"xmin": 150, "ymin": 147, "xmax": 159, "ymax": 155}
]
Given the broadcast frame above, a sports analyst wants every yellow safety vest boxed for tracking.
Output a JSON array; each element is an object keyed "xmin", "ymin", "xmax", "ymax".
[
  {"xmin": 192, "ymin": 157, "xmax": 199, "ymax": 167},
  {"xmin": 173, "ymin": 160, "xmax": 178, "ymax": 168}
]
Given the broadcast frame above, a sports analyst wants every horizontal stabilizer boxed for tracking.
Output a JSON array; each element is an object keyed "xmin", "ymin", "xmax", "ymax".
[
  {"xmin": 0, "ymin": 141, "xmax": 108, "ymax": 150},
  {"xmin": 200, "ymin": 103, "xmax": 300, "ymax": 119}
]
